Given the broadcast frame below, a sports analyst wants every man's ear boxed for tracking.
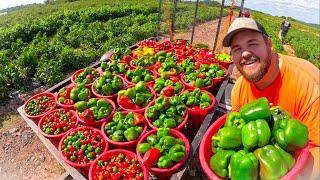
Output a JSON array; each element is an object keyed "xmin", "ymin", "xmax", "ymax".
[{"xmin": 267, "ymin": 37, "xmax": 273, "ymax": 50}]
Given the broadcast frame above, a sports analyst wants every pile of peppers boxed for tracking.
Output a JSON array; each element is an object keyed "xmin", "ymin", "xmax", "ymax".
[
  {"xmin": 179, "ymin": 88, "xmax": 212, "ymax": 109},
  {"xmin": 137, "ymin": 128, "xmax": 187, "ymax": 168},
  {"xmin": 74, "ymin": 67, "xmax": 100, "ymax": 85},
  {"xmin": 93, "ymin": 71, "xmax": 123, "ymax": 96},
  {"xmin": 93, "ymin": 153, "xmax": 144, "ymax": 180},
  {"xmin": 111, "ymin": 47, "xmax": 131, "ymax": 62},
  {"xmin": 183, "ymin": 63, "xmax": 225, "ymax": 88},
  {"xmin": 125, "ymin": 66, "xmax": 153, "ymax": 84},
  {"xmin": 74, "ymin": 98, "xmax": 113, "ymax": 123},
  {"xmin": 104, "ymin": 111, "xmax": 144, "ymax": 142},
  {"xmin": 58, "ymin": 84, "xmax": 90, "ymax": 105},
  {"xmin": 41, "ymin": 109, "xmax": 77, "ymax": 135},
  {"xmin": 210, "ymin": 97, "xmax": 309, "ymax": 180},
  {"xmin": 146, "ymin": 95, "xmax": 187, "ymax": 128},
  {"xmin": 100, "ymin": 61, "xmax": 128, "ymax": 75},
  {"xmin": 25, "ymin": 94, "xmax": 55, "ymax": 116},
  {"xmin": 61, "ymin": 128, "xmax": 106, "ymax": 164},
  {"xmin": 153, "ymin": 77, "xmax": 183, "ymax": 97},
  {"xmin": 117, "ymin": 82, "xmax": 153, "ymax": 109}
]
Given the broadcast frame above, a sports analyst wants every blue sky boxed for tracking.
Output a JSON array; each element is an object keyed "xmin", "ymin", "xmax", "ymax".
[{"xmin": 0, "ymin": 0, "xmax": 319, "ymax": 24}]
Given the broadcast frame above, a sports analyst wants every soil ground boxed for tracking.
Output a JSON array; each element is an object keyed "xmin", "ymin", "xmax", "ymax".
[{"xmin": 0, "ymin": 16, "xmax": 295, "ymax": 180}]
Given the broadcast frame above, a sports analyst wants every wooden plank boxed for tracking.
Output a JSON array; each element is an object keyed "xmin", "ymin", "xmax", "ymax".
[{"xmin": 17, "ymin": 107, "xmax": 86, "ymax": 180}]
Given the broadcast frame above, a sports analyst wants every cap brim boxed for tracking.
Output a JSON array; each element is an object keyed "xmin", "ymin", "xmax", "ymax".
[{"xmin": 222, "ymin": 28, "xmax": 262, "ymax": 47}]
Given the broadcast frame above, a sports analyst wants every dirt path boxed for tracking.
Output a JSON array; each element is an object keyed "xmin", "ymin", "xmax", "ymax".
[{"xmin": 0, "ymin": 17, "xmax": 228, "ymax": 180}]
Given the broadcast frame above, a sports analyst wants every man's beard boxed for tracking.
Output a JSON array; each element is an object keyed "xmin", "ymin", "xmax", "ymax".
[{"xmin": 236, "ymin": 53, "xmax": 271, "ymax": 83}]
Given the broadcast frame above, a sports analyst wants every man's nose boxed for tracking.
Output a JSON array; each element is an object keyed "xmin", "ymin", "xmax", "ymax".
[{"xmin": 242, "ymin": 51, "xmax": 252, "ymax": 59}]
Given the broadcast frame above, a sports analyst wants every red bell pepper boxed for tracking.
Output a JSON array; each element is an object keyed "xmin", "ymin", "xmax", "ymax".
[{"xmin": 143, "ymin": 148, "xmax": 161, "ymax": 167}]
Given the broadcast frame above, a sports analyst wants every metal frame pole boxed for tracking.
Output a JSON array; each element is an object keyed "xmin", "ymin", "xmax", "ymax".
[
  {"xmin": 213, "ymin": 0, "xmax": 225, "ymax": 50},
  {"xmin": 172, "ymin": 0, "xmax": 177, "ymax": 39},
  {"xmin": 238, "ymin": 0, "xmax": 245, "ymax": 17},
  {"xmin": 190, "ymin": 0, "xmax": 200, "ymax": 44},
  {"xmin": 156, "ymin": 0, "xmax": 163, "ymax": 41}
]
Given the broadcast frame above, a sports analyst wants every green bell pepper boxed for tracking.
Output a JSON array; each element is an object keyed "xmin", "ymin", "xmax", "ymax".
[
  {"xmin": 242, "ymin": 119, "xmax": 271, "ymax": 150},
  {"xmin": 74, "ymin": 101, "xmax": 87, "ymax": 111},
  {"xmin": 157, "ymin": 155, "xmax": 173, "ymax": 168},
  {"xmin": 157, "ymin": 128, "xmax": 170, "ymax": 138},
  {"xmin": 111, "ymin": 130, "xmax": 124, "ymax": 142},
  {"xmin": 163, "ymin": 118, "xmax": 177, "ymax": 128},
  {"xmin": 212, "ymin": 126, "xmax": 242, "ymax": 150},
  {"xmin": 78, "ymin": 89, "xmax": 88, "ymax": 101},
  {"xmin": 147, "ymin": 134, "xmax": 158, "ymax": 145},
  {"xmin": 254, "ymin": 144, "xmax": 295, "ymax": 180},
  {"xmin": 273, "ymin": 116, "xmax": 308, "ymax": 151},
  {"xmin": 229, "ymin": 150, "xmax": 258, "ymax": 180},
  {"xmin": 97, "ymin": 106, "xmax": 110, "ymax": 119},
  {"xmin": 168, "ymin": 144, "xmax": 186, "ymax": 162},
  {"xmin": 225, "ymin": 111, "xmax": 246, "ymax": 129},
  {"xmin": 209, "ymin": 150, "xmax": 235, "ymax": 178},
  {"xmin": 87, "ymin": 98, "xmax": 97, "ymax": 108},
  {"xmin": 239, "ymin": 97, "xmax": 271, "ymax": 123},
  {"xmin": 97, "ymin": 99, "xmax": 109, "ymax": 108},
  {"xmin": 124, "ymin": 87, "xmax": 136, "ymax": 99},
  {"xmin": 137, "ymin": 143, "xmax": 151, "ymax": 154}
]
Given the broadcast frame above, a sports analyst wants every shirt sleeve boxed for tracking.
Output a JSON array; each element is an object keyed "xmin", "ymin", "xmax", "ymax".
[{"xmin": 298, "ymin": 97, "xmax": 320, "ymax": 146}]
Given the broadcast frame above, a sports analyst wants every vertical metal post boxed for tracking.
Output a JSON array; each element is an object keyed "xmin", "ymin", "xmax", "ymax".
[
  {"xmin": 238, "ymin": 0, "xmax": 245, "ymax": 17},
  {"xmin": 156, "ymin": 0, "xmax": 163, "ymax": 41},
  {"xmin": 172, "ymin": 0, "xmax": 177, "ymax": 39},
  {"xmin": 190, "ymin": 0, "xmax": 200, "ymax": 44},
  {"xmin": 213, "ymin": 0, "xmax": 225, "ymax": 50}
]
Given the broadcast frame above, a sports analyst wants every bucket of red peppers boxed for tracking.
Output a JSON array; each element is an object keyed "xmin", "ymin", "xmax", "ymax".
[
  {"xmin": 71, "ymin": 67, "xmax": 101, "ymax": 88},
  {"xmin": 91, "ymin": 71, "xmax": 125, "ymax": 102},
  {"xmin": 38, "ymin": 108, "xmax": 78, "ymax": 141},
  {"xmin": 136, "ymin": 128, "xmax": 190, "ymax": 179},
  {"xmin": 74, "ymin": 98, "xmax": 116, "ymax": 127},
  {"xmin": 59, "ymin": 126, "xmax": 108, "ymax": 170},
  {"xmin": 24, "ymin": 92, "xmax": 57, "ymax": 121},
  {"xmin": 199, "ymin": 97, "xmax": 310, "ymax": 180},
  {"xmin": 117, "ymin": 82, "xmax": 155, "ymax": 113},
  {"xmin": 180, "ymin": 88, "xmax": 216, "ymax": 129},
  {"xmin": 56, "ymin": 84, "xmax": 91, "ymax": 109},
  {"xmin": 145, "ymin": 95, "xmax": 188, "ymax": 130},
  {"xmin": 89, "ymin": 149, "xmax": 148, "ymax": 180},
  {"xmin": 101, "ymin": 111, "xmax": 147, "ymax": 149}
]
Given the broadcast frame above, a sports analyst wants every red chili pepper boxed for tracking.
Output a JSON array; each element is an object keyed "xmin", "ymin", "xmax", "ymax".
[
  {"xmin": 86, "ymin": 74, "xmax": 94, "ymax": 81},
  {"xmin": 119, "ymin": 95, "xmax": 135, "ymax": 109},
  {"xmin": 169, "ymin": 76, "xmax": 179, "ymax": 83},
  {"xmin": 142, "ymin": 148, "xmax": 161, "ymax": 167},
  {"xmin": 197, "ymin": 73, "xmax": 206, "ymax": 79},
  {"xmin": 122, "ymin": 55, "xmax": 132, "ymax": 63},
  {"xmin": 133, "ymin": 113, "xmax": 144, "ymax": 126},
  {"xmin": 161, "ymin": 86, "xmax": 175, "ymax": 97}
]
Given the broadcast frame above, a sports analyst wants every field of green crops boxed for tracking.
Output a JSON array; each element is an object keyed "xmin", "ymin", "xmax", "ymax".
[
  {"xmin": 0, "ymin": 0, "xmax": 318, "ymax": 101},
  {"xmin": 0, "ymin": 0, "xmax": 224, "ymax": 101}
]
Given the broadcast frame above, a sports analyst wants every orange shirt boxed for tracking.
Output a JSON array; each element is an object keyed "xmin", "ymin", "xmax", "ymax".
[{"xmin": 231, "ymin": 54, "xmax": 320, "ymax": 177}]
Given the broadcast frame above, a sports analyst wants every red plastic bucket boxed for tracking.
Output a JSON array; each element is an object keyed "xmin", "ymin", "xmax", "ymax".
[
  {"xmin": 136, "ymin": 129, "xmax": 190, "ymax": 179},
  {"xmin": 71, "ymin": 68, "xmax": 101, "ymax": 88},
  {"xmin": 144, "ymin": 99, "xmax": 189, "ymax": 131},
  {"xmin": 117, "ymin": 85, "xmax": 156, "ymax": 113},
  {"xmin": 89, "ymin": 149, "xmax": 148, "ymax": 180},
  {"xmin": 24, "ymin": 92, "xmax": 57, "ymax": 122},
  {"xmin": 101, "ymin": 111, "xmax": 148, "ymax": 150},
  {"xmin": 76, "ymin": 98, "xmax": 116, "ymax": 127},
  {"xmin": 56, "ymin": 84, "xmax": 92, "ymax": 110},
  {"xmin": 186, "ymin": 90, "xmax": 216, "ymax": 129},
  {"xmin": 59, "ymin": 126, "xmax": 108, "ymax": 175},
  {"xmin": 91, "ymin": 75, "xmax": 125, "ymax": 102},
  {"xmin": 38, "ymin": 108, "xmax": 78, "ymax": 147},
  {"xmin": 199, "ymin": 114, "xmax": 310, "ymax": 180}
]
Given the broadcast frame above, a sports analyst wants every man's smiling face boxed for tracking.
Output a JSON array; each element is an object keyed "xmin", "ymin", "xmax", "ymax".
[{"xmin": 230, "ymin": 30, "xmax": 272, "ymax": 83}]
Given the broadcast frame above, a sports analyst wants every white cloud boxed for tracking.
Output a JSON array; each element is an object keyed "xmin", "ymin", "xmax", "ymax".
[{"xmin": 0, "ymin": 0, "xmax": 45, "ymax": 10}]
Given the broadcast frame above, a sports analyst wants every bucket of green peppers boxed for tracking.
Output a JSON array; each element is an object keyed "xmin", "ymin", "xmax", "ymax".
[
  {"xmin": 101, "ymin": 111, "xmax": 148, "ymax": 150},
  {"xmin": 136, "ymin": 128, "xmax": 190, "ymax": 179},
  {"xmin": 179, "ymin": 88, "xmax": 216, "ymax": 129},
  {"xmin": 199, "ymin": 97, "xmax": 310, "ymax": 180}
]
